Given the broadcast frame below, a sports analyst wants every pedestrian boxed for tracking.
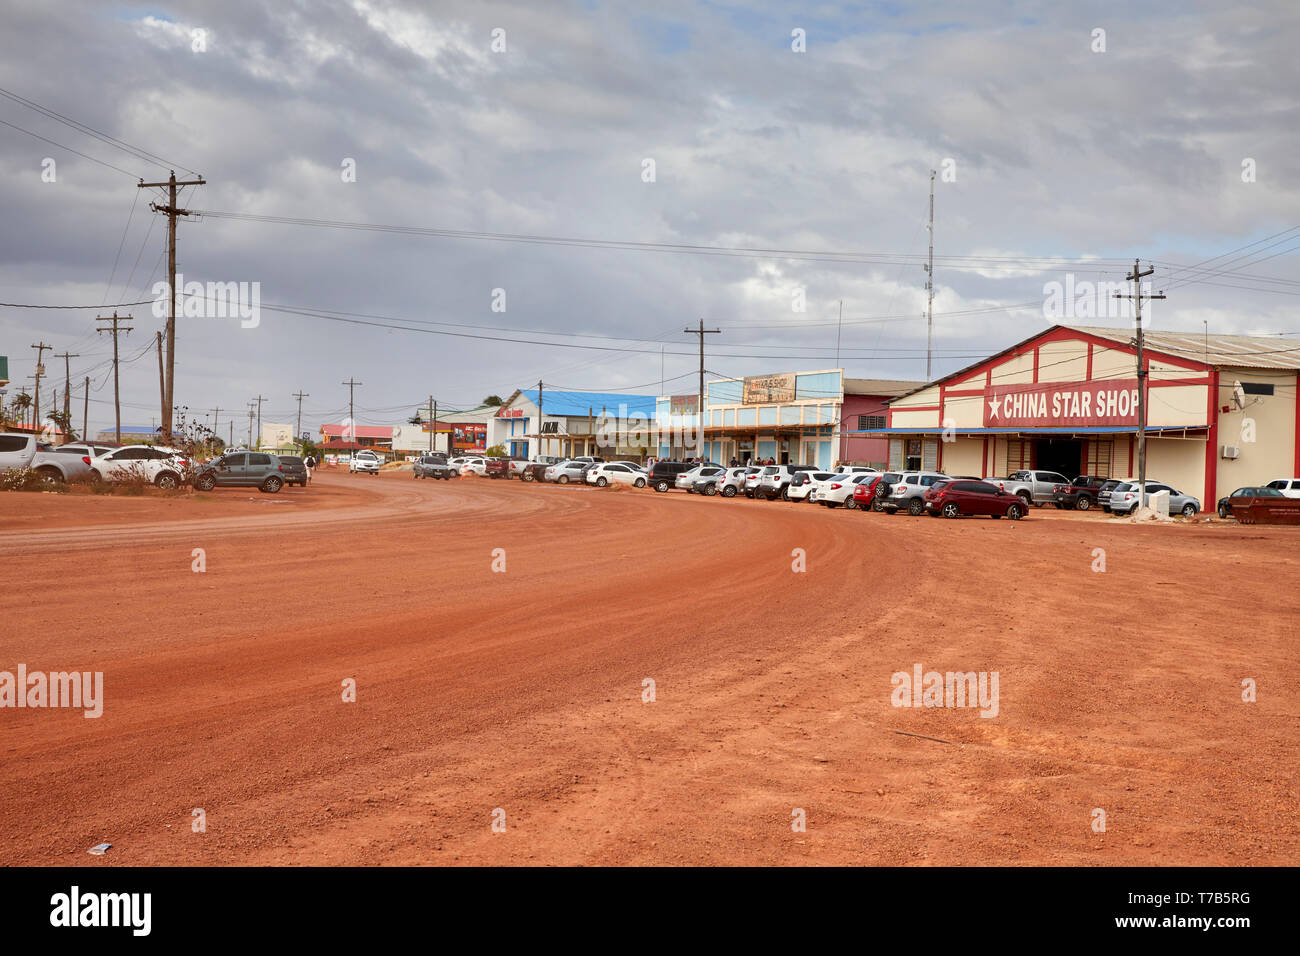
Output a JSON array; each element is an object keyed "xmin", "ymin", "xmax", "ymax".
[
  {"xmin": 304, "ymin": 454, "xmax": 315, "ymax": 483},
  {"xmin": 729, "ymin": 456, "xmax": 738, "ymax": 468}
]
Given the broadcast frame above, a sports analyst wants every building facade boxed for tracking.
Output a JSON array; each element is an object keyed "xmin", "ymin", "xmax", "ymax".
[
  {"xmin": 489, "ymin": 389, "xmax": 658, "ymax": 461},
  {"xmin": 853, "ymin": 325, "xmax": 1300, "ymax": 506}
]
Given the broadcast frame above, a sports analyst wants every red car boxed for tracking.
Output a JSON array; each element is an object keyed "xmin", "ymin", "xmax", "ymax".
[
  {"xmin": 851, "ymin": 472, "xmax": 901, "ymax": 512},
  {"xmin": 923, "ymin": 479, "xmax": 1025, "ymax": 520}
]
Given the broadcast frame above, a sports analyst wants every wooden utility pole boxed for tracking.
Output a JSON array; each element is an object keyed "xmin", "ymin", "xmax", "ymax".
[
  {"xmin": 253, "ymin": 395, "xmax": 266, "ymax": 448},
  {"xmin": 54, "ymin": 351, "xmax": 79, "ymax": 425},
  {"xmin": 1114, "ymin": 260, "xmax": 1166, "ymax": 510},
  {"xmin": 156, "ymin": 331, "xmax": 165, "ymax": 428},
  {"xmin": 94, "ymin": 313, "xmax": 132, "ymax": 442},
  {"xmin": 293, "ymin": 391, "xmax": 309, "ymax": 445},
  {"xmin": 342, "ymin": 379, "xmax": 362, "ymax": 443},
  {"xmin": 30, "ymin": 341, "xmax": 50, "ymax": 433},
  {"xmin": 82, "ymin": 376, "xmax": 89, "ymax": 441},
  {"xmin": 925, "ymin": 168, "xmax": 936, "ymax": 380},
  {"xmin": 682, "ymin": 320, "xmax": 720, "ymax": 459},
  {"xmin": 427, "ymin": 396, "xmax": 435, "ymax": 453},
  {"xmin": 210, "ymin": 407, "xmax": 220, "ymax": 440},
  {"xmin": 536, "ymin": 379, "xmax": 544, "ymax": 459},
  {"xmin": 138, "ymin": 170, "xmax": 206, "ymax": 442},
  {"xmin": 247, "ymin": 402, "xmax": 256, "ymax": 448}
]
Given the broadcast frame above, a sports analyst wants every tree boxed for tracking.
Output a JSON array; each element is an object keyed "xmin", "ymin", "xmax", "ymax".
[
  {"xmin": 482, "ymin": 395, "xmax": 503, "ymax": 407},
  {"xmin": 46, "ymin": 408, "xmax": 77, "ymax": 442},
  {"xmin": 484, "ymin": 443, "xmax": 506, "ymax": 457}
]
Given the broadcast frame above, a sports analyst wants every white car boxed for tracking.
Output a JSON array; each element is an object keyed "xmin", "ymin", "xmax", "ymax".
[
  {"xmin": 0, "ymin": 433, "xmax": 39, "ymax": 473},
  {"xmin": 1264, "ymin": 479, "xmax": 1300, "ymax": 499},
  {"xmin": 787, "ymin": 471, "xmax": 837, "ymax": 501},
  {"xmin": 816, "ymin": 473, "xmax": 877, "ymax": 508},
  {"xmin": 676, "ymin": 464, "xmax": 725, "ymax": 492},
  {"xmin": 349, "ymin": 450, "xmax": 381, "ymax": 474},
  {"xmin": 89, "ymin": 445, "xmax": 190, "ymax": 489},
  {"xmin": 585, "ymin": 462, "xmax": 647, "ymax": 488}
]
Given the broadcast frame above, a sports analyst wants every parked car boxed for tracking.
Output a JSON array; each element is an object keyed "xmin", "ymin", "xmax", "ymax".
[
  {"xmin": 714, "ymin": 466, "xmax": 757, "ymax": 498},
  {"xmin": 851, "ymin": 471, "xmax": 903, "ymax": 512},
  {"xmin": 647, "ymin": 460, "xmax": 694, "ymax": 493},
  {"xmin": 985, "ymin": 469, "xmax": 1071, "ymax": 507},
  {"xmin": 192, "ymin": 452, "xmax": 288, "ymax": 493},
  {"xmin": 1108, "ymin": 481, "xmax": 1200, "ymax": 516},
  {"xmin": 1217, "ymin": 485, "xmax": 1285, "ymax": 519},
  {"xmin": 506, "ymin": 457, "xmax": 531, "ymax": 478},
  {"xmin": 804, "ymin": 472, "xmax": 847, "ymax": 504},
  {"xmin": 586, "ymin": 462, "xmax": 647, "ymax": 488},
  {"xmin": 519, "ymin": 460, "xmax": 552, "ymax": 482},
  {"xmin": 676, "ymin": 464, "xmax": 725, "ymax": 492},
  {"xmin": 741, "ymin": 468, "xmax": 767, "ymax": 498},
  {"xmin": 885, "ymin": 471, "xmax": 951, "ymax": 514},
  {"xmin": 89, "ymin": 445, "xmax": 190, "ymax": 489},
  {"xmin": 1097, "ymin": 479, "xmax": 1125, "ymax": 512},
  {"xmin": 277, "ymin": 455, "xmax": 309, "ymax": 487},
  {"xmin": 349, "ymin": 450, "xmax": 381, "ymax": 474},
  {"xmin": 787, "ymin": 470, "xmax": 835, "ymax": 502},
  {"xmin": 816, "ymin": 473, "xmax": 878, "ymax": 509},
  {"xmin": 484, "ymin": 457, "xmax": 510, "ymax": 479},
  {"xmin": 29, "ymin": 442, "xmax": 97, "ymax": 484},
  {"xmin": 1263, "ymin": 478, "xmax": 1300, "ymax": 499},
  {"xmin": 924, "ymin": 479, "xmax": 1026, "ymax": 520},
  {"xmin": 756, "ymin": 464, "xmax": 819, "ymax": 500},
  {"xmin": 0, "ymin": 432, "xmax": 38, "ymax": 473},
  {"xmin": 545, "ymin": 460, "xmax": 589, "ymax": 484},
  {"xmin": 1051, "ymin": 475, "xmax": 1111, "ymax": 511},
  {"xmin": 414, "ymin": 455, "xmax": 455, "ymax": 479}
]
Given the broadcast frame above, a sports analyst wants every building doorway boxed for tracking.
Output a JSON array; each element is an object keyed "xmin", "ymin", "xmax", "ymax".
[{"xmin": 1032, "ymin": 438, "xmax": 1084, "ymax": 477}]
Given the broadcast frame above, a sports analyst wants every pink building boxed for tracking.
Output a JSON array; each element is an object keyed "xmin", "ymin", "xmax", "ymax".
[{"xmin": 838, "ymin": 379, "xmax": 921, "ymax": 467}]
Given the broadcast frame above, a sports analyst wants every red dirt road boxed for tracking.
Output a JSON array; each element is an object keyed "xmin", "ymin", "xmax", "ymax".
[{"xmin": 1, "ymin": 471, "xmax": 1297, "ymax": 865}]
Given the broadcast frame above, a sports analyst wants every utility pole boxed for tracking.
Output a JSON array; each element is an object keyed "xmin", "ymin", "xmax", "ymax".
[
  {"xmin": 253, "ymin": 395, "xmax": 266, "ymax": 448},
  {"xmin": 54, "ymin": 351, "xmax": 79, "ymax": 426},
  {"xmin": 426, "ymin": 396, "xmax": 435, "ymax": 453},
  {"xmin": 138, "ymin": 170, "xmax": 206, "ymax": 442},
  {"xmin": 341, "ymin": 378, "xmax": 362, "ymax": 445},
  {"xmin": 247, "ymin": 402, "xmax": 255, "ymax": 449},
  {"xmin": 228, "ymin": 421, "xmax": 233, "ymax": 447},
  {"xmin": 94, "ymin": 313, "xmax": 132, "ymax": 442},
  {"xmin": 30, "ymin": 341, "xmax": 50, "ymax": 434},
  {"xmin": 82, "ymin": 376, "xmax": 89, "ymax": 441},
  {"xmin": 537, "ymin": 379, "xmax": 544, "ymax": 459},
  {"xmin": 293, "ymin": 391, "xmax": 309, "ymax": 446},
  {"xmin": 683, "ymin": 320, "xmax": 721, "ymax": 459},
  {"xmin": 210, "ymin": 406, "xmax": 220, "ymax": 441},
  {"xmin": 155, "ymin": 331, "xmax": 165, "ymax": 431},
  {"xmin": 924, "ymin": 168, "xmax": 936, "ymax": 380},
  {"xmin": 1114, "ymin": 260, "xmax": 1166, "ymax": 511}
]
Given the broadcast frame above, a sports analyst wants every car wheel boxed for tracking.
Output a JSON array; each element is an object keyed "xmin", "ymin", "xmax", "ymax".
[
  {"xmin": 194, "ymin": 474, "xmax": 216, "ymax": 492},
  {"xmin": 1182, "ymin": 503, "xmax": 1197, "ymax": 516},
  {"xmin": 88, "ymin": 470, "xmax": 103, "ymax": 484},
  {"xmin": 155, "ymin": 471, "xmax": 179, "ymax": 490},
  {"xmin": 596, "ymin": 476, "xmax": 608, "ymax": 487},
  {"xmin": 722, "ymin": 486, "xmax": 736, "ymax": 498},
  {"xmin": 781, "ymin": 487, "xmax": 790, "ymax": 501},
  {"xmin": 1018, "ymin": 493, "xmax": 1031, "ymax": 509},
  {"xmin": 1006, "ymin": 503, "xmax": 1023, "ymax": 520},
  {"xmin": 634, "ymin": 478, "xmax": 645, "ymax": 488},
  {"xmin": 844, "ymin": 498, "xmax": 858, "ymax": 510},
  {"xmin": 942, "ymin": 502, "xmax": 960, "ymax": 519},
  {"xmin": 559, "ymin": 475, "xmax": 569, "ymax": 484},
  {"xmin": 1076, "ymin": 496, "xmax": 1091, "ymax": 511},
  {"xmin": 1218, "ymin": 505, "xmax": 1228, "ymax": 519},
  {"xmin": 522, "ymin": 472, "xmax": 533, "ymax": 482},
  {"xmin": 36, "ymin": 466, "xmax": 62, "ymax": 485},
  {"xmin": 871, "ymin": 497, "xmax": 884, "ymax": 512},
  {"xmin": 261, "ymin": 476, "xmax": 284, "ymax": 494},
  {"xmin": 907, "ymin": 498, "xmax": 925, "ymax": 516},
  {"xmin": 655, "ymin": 480, "xmax": 669, "ymax": 493}
]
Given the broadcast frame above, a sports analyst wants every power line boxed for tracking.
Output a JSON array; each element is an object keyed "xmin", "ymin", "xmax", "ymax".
[{"xmin": 0, "ymin": 117, "xmax": 140, "ymax": 178}]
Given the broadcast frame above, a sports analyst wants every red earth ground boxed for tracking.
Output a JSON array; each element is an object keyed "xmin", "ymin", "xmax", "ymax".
[{"xmin": 0, "ymin": 469, "xmax": 1296, "ymax": 865}]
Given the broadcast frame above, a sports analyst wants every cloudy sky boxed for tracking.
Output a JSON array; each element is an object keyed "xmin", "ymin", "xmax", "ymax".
[{"xmin": 1, "ymin": 0, "xmax": 1297, "ymax": 436}]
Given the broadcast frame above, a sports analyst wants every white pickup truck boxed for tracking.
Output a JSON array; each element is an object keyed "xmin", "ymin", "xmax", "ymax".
[{"xmin": 985, "ymin": 469, "xmax": 1071, "ymax": 507}]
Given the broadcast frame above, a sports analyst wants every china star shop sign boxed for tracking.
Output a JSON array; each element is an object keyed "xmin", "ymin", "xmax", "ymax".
[{"xmin": 982, "ymin": 379, "xmax": 1140, "ymax": 427}]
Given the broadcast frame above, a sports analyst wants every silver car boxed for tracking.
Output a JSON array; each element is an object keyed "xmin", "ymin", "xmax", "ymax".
[
  {"xmin": 886, "ymin": 471, "xmax": 951, "ymax": 515},
  {"xmin": 30, "ymin": 441, "xmax": 108, "ymax": 484},
  {"xmin": 545, "ymin": 460, "xmax": 588, "ymax": 484},
  {"xmin": 676, "ymin": 464, "xmax": 725, "ymax": 492},
  {"xmin": 715, "ymin": 466, "xmax": 757, "ymax": 498},
  {"xmin": 0, "ymin": 432, "xmax": 38, "ymax": 473},
  {"xmin": 1108, "ymin": 481, "xmax": 1200, "ymax": 516}
]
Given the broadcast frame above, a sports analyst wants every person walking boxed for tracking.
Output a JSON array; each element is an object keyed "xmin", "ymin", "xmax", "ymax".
[{"xmin": 304, "ymin": 454, "xmax": 316, "ymax": 483}]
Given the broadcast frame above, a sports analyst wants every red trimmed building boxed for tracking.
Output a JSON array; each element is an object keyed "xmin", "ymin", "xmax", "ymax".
[{"xmin": 852, "ymin": 325, "xmax": 1300, "ymax": 507}]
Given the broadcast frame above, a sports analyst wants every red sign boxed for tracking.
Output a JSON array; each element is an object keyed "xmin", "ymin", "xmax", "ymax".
[
  {"xmin": 983, "ymin": 379, "xmax": 1140, "ymax": 427},
  {"xmin": 497, "ymin": 408, "xmax": 523, "ymax": 418}
]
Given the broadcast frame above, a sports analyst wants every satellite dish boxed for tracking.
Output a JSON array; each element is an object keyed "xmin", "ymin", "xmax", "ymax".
[{"xmin": 1232, "ymin": 381, "xmax": 1246, "ymax": 409}]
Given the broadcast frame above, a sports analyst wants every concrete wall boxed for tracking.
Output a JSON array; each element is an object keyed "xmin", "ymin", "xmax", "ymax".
[
  {"xmin": 1146, "ymin": 437, "xmax": 1209, "ymax": 504},
  {"xmin": 1213, "ymin": 370, "xmax": 1298, "ymax": 500}
]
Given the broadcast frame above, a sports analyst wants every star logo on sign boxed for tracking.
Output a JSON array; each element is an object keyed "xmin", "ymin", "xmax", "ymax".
[{"xmin": 988, "ymin": 395, "xmax": 1002, "ymax": 419}]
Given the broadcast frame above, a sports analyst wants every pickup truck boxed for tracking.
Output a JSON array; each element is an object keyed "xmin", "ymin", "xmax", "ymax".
[
  {"xmin": 985, "ymin": 469, "xmax": 1071, "ymax": 507},
  {"xmin": 413, "ymin": 455, "xmax": 455, "ymax": 480},
  {"xmin": 1051, "ymin": 475, "xmax": 1110, "ymax": 510},
  {"xmin": 484, "ymin": 457, "xmax": 510, "ymax": 479}
]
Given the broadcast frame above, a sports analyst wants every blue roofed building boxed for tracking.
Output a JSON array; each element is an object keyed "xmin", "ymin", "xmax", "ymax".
[{"xmin": 488, "ymin": 388, "xmax": 659, "ymax": 461}]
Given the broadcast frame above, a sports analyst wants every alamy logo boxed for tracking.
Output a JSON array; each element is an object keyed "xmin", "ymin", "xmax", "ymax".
[
  {"xmin": 50, "ymin": 886, "xmax": 151, "ymax": 936},
  {"xmin": 891, "ymin": 663, "xmax": 999, "ymax": 718},
  {"xmin": 152, "ymin": 272, "xmax": 261, "ymax": 328},
  {"xmin": 1042, "ymin": 273, "xmax": 1152, "ymax": 327},
  {"xmin": 0, "ymin": 665, "xmax": 103, "ymax": 718}
]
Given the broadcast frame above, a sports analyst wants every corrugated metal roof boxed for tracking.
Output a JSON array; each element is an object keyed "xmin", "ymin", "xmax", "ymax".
[
  {"xmin": 1070, "ymin": 325, "xmax": 1300, "ymax": 370},
  {"xmin": 321, "ymin": 424, "xmax": 393, "ymax": 439},
  {"xmin": 844, "ymin": 378, "xmax": 924, "ymax": 396}
]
